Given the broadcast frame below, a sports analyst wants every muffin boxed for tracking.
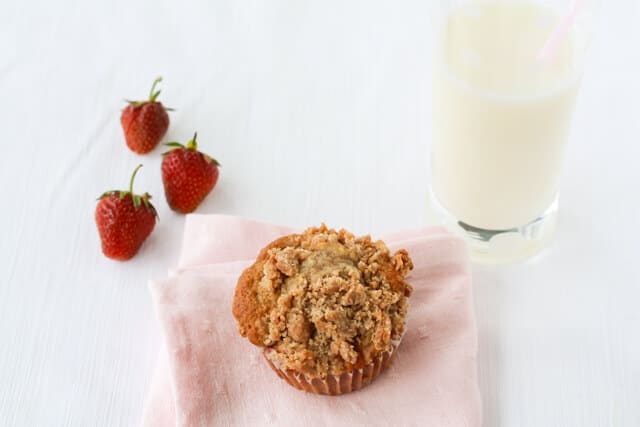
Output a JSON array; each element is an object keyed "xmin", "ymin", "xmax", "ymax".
[{"xmin": 232, "ymin": 225, "xmax": 413, "ymax": 395}]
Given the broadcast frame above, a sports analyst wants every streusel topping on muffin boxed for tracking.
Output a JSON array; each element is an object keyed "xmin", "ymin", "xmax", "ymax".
[{"xmin": 233, "ymin": 225, "xmax": 413, "ymax": 378}]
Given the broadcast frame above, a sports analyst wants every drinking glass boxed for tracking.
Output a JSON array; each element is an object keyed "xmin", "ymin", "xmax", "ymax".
[{"xmin": 428, "ymin": 0, "xmax": 597, "ymax": 263}]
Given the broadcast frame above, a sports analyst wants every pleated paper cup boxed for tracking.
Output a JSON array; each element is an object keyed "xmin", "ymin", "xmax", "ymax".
[{"xmin": 263, "ymin": 338, "xmax": 402, "ymax": 396}]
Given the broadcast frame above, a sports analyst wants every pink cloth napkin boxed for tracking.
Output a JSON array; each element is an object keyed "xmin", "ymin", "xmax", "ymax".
[{"xmin": 142, "ymin": 215, "xmax": 481, "ymax": 427}]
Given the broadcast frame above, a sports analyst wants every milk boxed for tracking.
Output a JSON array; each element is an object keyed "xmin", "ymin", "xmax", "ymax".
[{"xmin": 432, "ymin": 1, "xmax": 581, "ymax": 230}]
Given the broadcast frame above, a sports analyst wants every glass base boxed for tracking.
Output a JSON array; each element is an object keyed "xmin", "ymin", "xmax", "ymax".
[{"xmin": 427, "ymin": 191, "xmax": 558, "ymax": 264}]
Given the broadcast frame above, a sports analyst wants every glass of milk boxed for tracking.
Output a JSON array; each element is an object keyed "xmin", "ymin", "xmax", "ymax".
[{"xmin": 429, "ymin": 0, "xmax": 596, "ymax": 263}]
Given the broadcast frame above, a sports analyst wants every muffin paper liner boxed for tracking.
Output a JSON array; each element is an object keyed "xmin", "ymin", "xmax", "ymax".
[{"xmin": 263, "ymin": 338, "xmax": 402, "ymax": 396}]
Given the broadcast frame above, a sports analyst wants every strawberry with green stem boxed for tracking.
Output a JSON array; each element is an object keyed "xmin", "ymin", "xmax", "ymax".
[
  {"xmin": 161, "ymin": 132, "xmax": 220, "ymax": 214},
  {"xmin": 95, "ymin": 165, "xmax": 158, "ymax": 261},
  {"xmin": 121, "ymin": 77, "xmax": 171, "ymax": 154}
]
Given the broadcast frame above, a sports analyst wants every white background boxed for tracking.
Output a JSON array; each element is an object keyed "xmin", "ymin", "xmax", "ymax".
[{"xmin": 1, "ymin": 1, "xmax": 639, "ymax": 426}]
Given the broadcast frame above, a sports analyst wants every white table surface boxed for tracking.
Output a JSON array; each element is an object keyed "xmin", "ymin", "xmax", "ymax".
[{"xmin": 1, "ymin": 1, "xmax": 639, "ymax": 426}]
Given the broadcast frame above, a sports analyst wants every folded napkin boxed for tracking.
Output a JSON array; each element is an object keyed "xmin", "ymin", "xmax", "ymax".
[{"xmin": 142, "ymin": 215, "xmax": 481, "ymax": 427}]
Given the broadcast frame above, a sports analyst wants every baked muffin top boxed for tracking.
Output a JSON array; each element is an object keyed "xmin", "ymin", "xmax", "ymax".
[{"xmin": 232, "ymin": 225, "xmax": 413, "ymax": 378}]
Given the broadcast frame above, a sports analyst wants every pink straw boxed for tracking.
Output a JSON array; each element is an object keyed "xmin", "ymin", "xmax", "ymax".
[{"xmin": 537, "ymin": 0, "xmax": 585, "ymax": 61}]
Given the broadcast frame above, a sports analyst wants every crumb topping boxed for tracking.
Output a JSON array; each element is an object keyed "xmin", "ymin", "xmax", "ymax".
[{"xmin": 233, "ymin": 225, "xmax": 413, "ymax": 378}]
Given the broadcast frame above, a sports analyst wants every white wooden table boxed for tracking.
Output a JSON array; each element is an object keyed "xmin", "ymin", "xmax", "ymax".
[{"xmin": 1, "ymin": 1, "xmax": 639, "ymax": 426}]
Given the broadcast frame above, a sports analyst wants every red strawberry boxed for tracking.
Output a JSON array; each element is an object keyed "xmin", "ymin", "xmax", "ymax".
[
  {"xmin": 95, "ymin": 165, "xmax": 158, "ymax": 261},
  {"xmin": 161, "ymin": 133, "xmax": 220, "ymax": 214},
  {"xmin": 121, "ymin": 77, "xmax": 171, "ymax": 154}
]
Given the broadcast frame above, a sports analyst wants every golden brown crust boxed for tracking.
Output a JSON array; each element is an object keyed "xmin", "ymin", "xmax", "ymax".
[
  {"xmin": 233, "ymin": 235, "xmax": 300, "ymax": 346},
  {"xmin": 232, "ymin": 225, "xmax": 413, "ymax": 378}
]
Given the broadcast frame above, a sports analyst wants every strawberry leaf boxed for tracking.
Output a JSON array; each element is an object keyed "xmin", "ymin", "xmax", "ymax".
[
  {"xmin": 203, "ymin": 154, "xmax": 221, "ymax": 166},
  {"xmin": 162, "ymin": 142, "xmax": 184, "ymax": 156},
  {"xmin": 124, "ymin": 99, "xmax": 147, "ymax": 109},
  {"xmin": 147, "ymin": 202, "xmax": 159, "ymax": 219},
  {"xmin": 150, "ymin": 89, "xmax": 161, "ymax": 102},
  {"xmin": 140, "ymin": 193, "xmax": 158, "ymax": 218},
  {"xmin": 97, "ymin": 190, "xmax": 118, "ymax": 200},
  {"xmin": 148, "ymin": 77, "xmax": 162, "ymax": 102}
]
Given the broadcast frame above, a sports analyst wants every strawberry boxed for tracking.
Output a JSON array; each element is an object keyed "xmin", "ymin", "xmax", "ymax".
[
  {"xmin": 95, "ymin": 165, "xmax": 158, "ymax": 261},
  {"xmin": 161, "ymin": 133, "xmax": 220, "ymax": 214},
  {"xmin": 121, "ymin": 77, "xmax": 171, "ymax": 154}
]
